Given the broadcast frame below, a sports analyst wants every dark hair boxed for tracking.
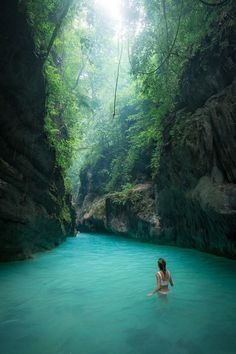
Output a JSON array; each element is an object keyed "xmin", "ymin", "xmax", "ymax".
[{"xmin": 158, "ymin": 258, "xmax": 166, "ymax": 274}]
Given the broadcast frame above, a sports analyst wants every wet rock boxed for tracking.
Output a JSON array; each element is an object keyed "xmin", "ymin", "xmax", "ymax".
[
  {"xmin": 155, "ymin": 16, "xmax": 236, "ymax": 257},
  {"xmin": 78, "ymin": 184, "xmax": 161, "ymax": 242},
  {"xmin": 0, "ymin": 0, "xmax": 75, "ymax": 261}
]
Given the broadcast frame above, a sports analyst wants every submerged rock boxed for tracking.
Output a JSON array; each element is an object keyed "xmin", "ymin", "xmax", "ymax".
[{"xmin": 0, "ymin": 0, "xmax": 75, "ymax": 261}]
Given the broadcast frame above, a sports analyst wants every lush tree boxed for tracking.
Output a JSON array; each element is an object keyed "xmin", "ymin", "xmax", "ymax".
[{"xmin": 21, "ymin": 0, "xmax": 225, "ymax": 196}]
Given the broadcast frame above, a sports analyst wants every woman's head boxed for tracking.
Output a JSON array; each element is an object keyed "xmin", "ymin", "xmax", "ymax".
[{"xmin": 158, "ymin": 258, "xmax": 166, "ymax": 272}]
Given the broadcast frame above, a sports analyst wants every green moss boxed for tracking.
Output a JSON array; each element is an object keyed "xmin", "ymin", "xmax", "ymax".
[
  {"xmin": 57, "ymin": 195, "xmax": 73, "ymax": 235},
  {"xmin": 88, "ymin": 199, "xmax": 106, "ymax": 220},
  {"xmin": 107, "ymin": 184, "xmax": 142, "ymax": 206},
  {"xmin": 60, "ymin": 204, "xmax": 71, "ymax": 224}
]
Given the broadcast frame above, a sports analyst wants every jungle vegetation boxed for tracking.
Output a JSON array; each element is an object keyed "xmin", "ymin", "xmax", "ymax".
[{"xmin": 20, "ymin": 0, "xmax": 230, "ymax": 197}]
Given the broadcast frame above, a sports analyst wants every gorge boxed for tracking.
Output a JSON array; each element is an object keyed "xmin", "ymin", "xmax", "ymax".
[
  {"xmin": 77, "ymin": 3, "xmax": 236, "ymax": 258},
  {"xmin": 0, "ymin": 0, "xmax": 235, "ymax": 261},
  {"xmin": 0, "ymin": 1, "xmax": 236, "ymax": 353}
]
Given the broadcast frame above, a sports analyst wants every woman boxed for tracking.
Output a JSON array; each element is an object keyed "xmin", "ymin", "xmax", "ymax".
[{"xmin": 147, "ymin": 258, "xmax": 174, "ymax": 296}]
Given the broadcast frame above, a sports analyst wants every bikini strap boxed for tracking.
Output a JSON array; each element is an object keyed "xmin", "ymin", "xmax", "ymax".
[{"xmin": 159, "ymin": 270, "xmax": 170, "ymax": 280}]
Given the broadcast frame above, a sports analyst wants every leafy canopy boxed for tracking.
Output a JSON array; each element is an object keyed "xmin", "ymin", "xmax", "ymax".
[{"xmin": 22, "ymin": 0, "xmax": 222, "ymax": 195}]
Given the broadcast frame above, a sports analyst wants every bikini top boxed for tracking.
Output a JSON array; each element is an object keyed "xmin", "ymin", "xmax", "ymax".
[{"xmin": 158, "ymin": 270, "xmax": 170, "ymax": 286}]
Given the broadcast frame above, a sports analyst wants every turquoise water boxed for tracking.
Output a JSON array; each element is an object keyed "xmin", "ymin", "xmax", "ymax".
[{"xmin": 0, "ymin": 233, "xmax": 236, "ymax": 354}]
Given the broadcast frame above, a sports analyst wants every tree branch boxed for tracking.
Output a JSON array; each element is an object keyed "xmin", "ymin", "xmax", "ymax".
[
  {"xmin": 134, "ymin": 0, "xmax": 183, "ymax": 76},
  {"xmin": 161, "ymin": 0, "xmax": 169, "ymax": 48},
  {"xmin": 44, "ymin": 0, "xmax": 73, "ymax": 63},
  {"xmin": 112, "ymin": 42, "xmax": 123, "ymax": 118},
  {"xmin": 72, "ymin": 60, "xmax": 85, "ymax": 90},
  {"xmin": 198, "ymin": 0, "xmax": 229, "ymax": 6}
]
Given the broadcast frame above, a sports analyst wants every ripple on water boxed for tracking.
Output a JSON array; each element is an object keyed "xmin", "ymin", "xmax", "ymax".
[{"xmin": 0, "ymin": 232, "xmax": 236, "ymax": 354}]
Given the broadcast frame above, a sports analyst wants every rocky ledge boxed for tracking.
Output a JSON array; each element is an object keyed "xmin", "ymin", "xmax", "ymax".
[{"xmin": 78, "ymin": 184, "xmax": 160, "ymax": 241}]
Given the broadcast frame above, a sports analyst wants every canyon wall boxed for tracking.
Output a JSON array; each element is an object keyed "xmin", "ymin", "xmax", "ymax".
[
  {"xmin": 0, "ymin": 0, "xmax": 75, "ymax": 261},
  {"xmin": 78, "ymin": 9, "xmax": 236, "ymax": 257}
]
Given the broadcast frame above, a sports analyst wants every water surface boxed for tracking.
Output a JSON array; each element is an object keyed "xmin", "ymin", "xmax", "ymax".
[{"xmin": 1, "ymin": 233, "xmax": 236, "ymax": 354}]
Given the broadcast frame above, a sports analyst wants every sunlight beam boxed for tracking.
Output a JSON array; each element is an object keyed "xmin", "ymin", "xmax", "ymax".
[{"xmin": 95, "ymin": 0, "xmax": 122, "ymax": 23}]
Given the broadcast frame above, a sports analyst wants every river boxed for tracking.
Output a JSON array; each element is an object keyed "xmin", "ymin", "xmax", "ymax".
[{"xmin": 0, "ymin": 232, "xmax": 236, "ymax": 354}]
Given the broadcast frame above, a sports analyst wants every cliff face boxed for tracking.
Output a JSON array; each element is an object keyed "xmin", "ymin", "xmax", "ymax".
[
  {"xmin": 154, "ymin": 84, "xmax": 236, "ymax": 256},
  {"xmin": 77, "ymin": 10, "xmax": 236, "ymax": 258},
  {"xmin": 155, "ymin": 13, "xmax": 236, "ymax": 257},
  {"xmin": 0, "ymin": 0, "xmax": 75, "ymax": 261},
  {"xmin": 79, "ymin": 184, "xmax": 160, "ymax": 240}
]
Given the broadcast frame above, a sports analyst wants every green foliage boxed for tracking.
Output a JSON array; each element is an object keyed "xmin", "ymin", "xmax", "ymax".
[
  {"xmin": 44, "ymin": 58, "xmax": 83, "ymax": 175},
  {"xmin": 94, "ymin": 0, "xmax": 219, "ymax": 189},
  {"xmin": 22, "ymin": 0, "xmax": 222, "ymax": 198},
  {"xmin": 23, "ymin": 0, "xmax": 95, "ymax": 192},
  {"xmin": 60, "ymin": 204, "xmax": 72, "ymax": 224},
  {"xmin": 121, "ymin": 182, "xmax": 135, "ymax": 194},
  {"xmin": 22, "ymin": 0, "xmax": 62, "ymax": 54},
  {"xmin": 107, "ymin": 183, "xmax": 142, "ymax": 206}
]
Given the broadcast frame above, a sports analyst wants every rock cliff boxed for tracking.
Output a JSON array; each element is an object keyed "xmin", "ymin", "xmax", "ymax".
[
  {"xmin": 77, "ymin": 8, "xmax": 236, "ymax": 258},
  {"xmin": 0, "ymin": 0, "xmax": 75, "ymax": 261},
  {"xmin": 155, "ymin": 11, "xmax": 236, "ymax": 257}
]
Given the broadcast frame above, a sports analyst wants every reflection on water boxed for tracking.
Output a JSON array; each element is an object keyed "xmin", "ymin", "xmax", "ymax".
[{"xmin": 0, "ymin": 233, "xmax": 236, "ymax": 354}]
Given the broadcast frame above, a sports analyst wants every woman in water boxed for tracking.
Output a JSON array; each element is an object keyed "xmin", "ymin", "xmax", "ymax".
[{"xmin": 147, "ymin": 258, "xmax": 174, "ymax": 296}]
